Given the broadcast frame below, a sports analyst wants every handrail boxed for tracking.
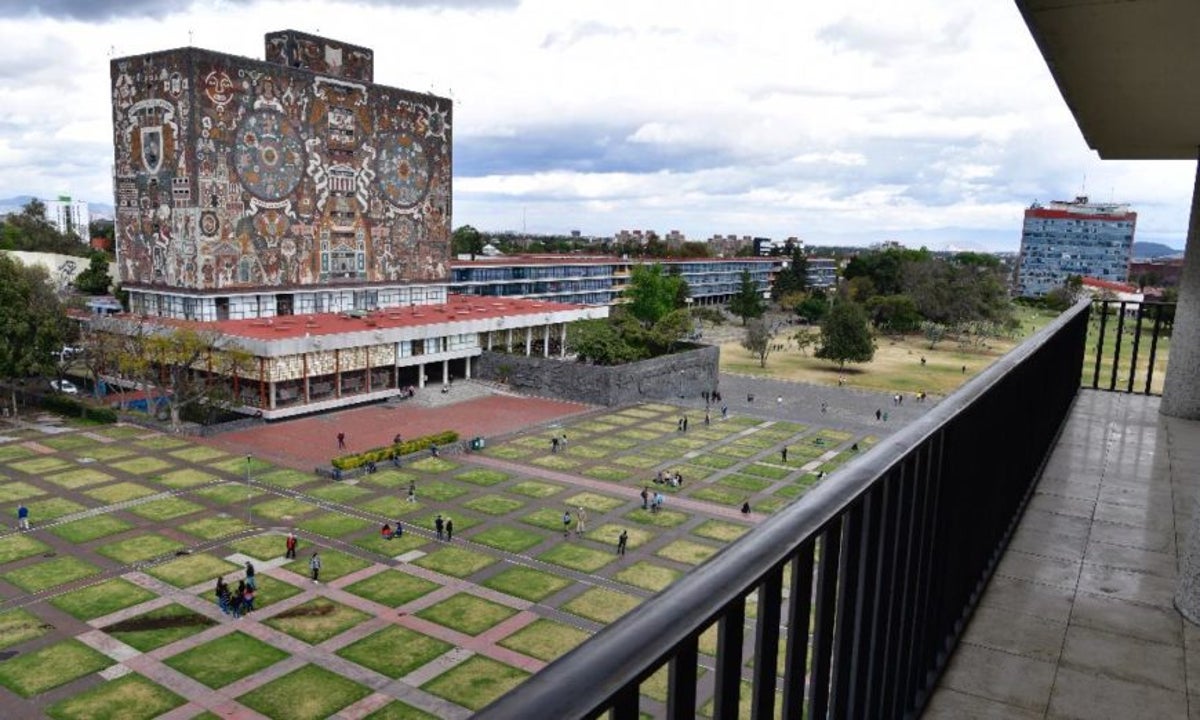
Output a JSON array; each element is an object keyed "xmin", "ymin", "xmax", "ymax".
[{"xmin": 477, "ymin": 299, "xmax": 1092, "ymax": 719}]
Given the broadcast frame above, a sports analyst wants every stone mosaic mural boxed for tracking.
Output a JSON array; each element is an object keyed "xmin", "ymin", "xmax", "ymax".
[{"xmin": 110, "ymin": 34, "xmax": 451, "ymax": 292}]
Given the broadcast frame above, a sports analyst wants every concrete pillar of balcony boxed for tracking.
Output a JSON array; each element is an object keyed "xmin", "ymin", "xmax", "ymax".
[{"xmin": 1163, "ymin": 156, "xmax": 1200, "ymax": 420}]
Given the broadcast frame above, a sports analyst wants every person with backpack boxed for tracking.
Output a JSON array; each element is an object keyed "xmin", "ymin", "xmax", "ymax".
[{"xmin": 309, "ymin": 552, "xmax": 322, "ymax": 583}]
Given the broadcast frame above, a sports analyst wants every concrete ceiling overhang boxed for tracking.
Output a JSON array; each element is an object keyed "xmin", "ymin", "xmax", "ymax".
[{"xmin": 1016, "ymin": 0, "xmax": 1200, "ymax": 160}]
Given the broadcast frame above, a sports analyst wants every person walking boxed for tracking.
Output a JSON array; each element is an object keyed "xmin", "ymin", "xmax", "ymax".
[
  {"xmin": 640, "ymin": 486, "xmax": 649, "ymax": 510},
  {"xmin": 704, "ymin": 410, "xmax": 711, "ymax": 425},
  {"xmin": 445, "ymin": 517, "xmax": 454, "ymax": 542},
  {"xmin": 16, "ymin": 503, "xmax": 29, "ymax": 531},
  {"xmin": 875, "ymin": 408, "xmax": 882, "ymax": 421},
  {"xmin": 285, "ymin": 531, "xmax": 297, "ymax": 559},
  {"xmin": 406, "ymin": 480, "xmax": 417, "ymax": 503},
  {"xmin": 309, "ymin": 552, "xmax": 322, "ymax": 583},
  {"xmin": 551, "ymin": 436, "xmax": 559, "ymax": 454},
  {"xmin": 617, "ymin": 529, "xmax": 628, "ymax": 556},
  {"xmin": 721, "ymin": 405, "xmax": 728, "ymax": 420},
  {"xmin": 781, "ymin": 446, "xmax": 788, "ymax": 463},
  {"xmin": 575, "ymin": 507, "xmax": 588, "ymax": 537},
  {"xmin": 337, "ymin": 432, "xmax": 346, "ymax": 450},
  {"xmin": 215, "ymin": 577, "xmax": 231, "ymax": 615},
  {"xmin": 435, "ymin": 514, "xmax": 445, "ymax": 540},
  {"xmin": 562, "ymin": 509, "xmax": 572, "ymax": 537},
  {"xmin": 232, "ymin": 580, "xmax": 246, "ymax": 618},
  {"xmin": 244, "ymin": 561, "xmax": 257, "ymax": 592}
]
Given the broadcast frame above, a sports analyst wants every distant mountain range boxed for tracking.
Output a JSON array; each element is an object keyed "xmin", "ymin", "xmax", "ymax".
[
  {"xmin": 1132, "ymin": 241, "xmax": 1183, "ymax": 259},
  {"xmin": 0, "ymin": 195, "xmax": 114, "ymax": 220}
]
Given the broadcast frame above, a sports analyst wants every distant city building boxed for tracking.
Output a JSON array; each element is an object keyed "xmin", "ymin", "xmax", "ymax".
[
  {"xmin": 1128, "ymin": 257, "xmax": 1184, "ymax": 287},
  {"xmin": 804, "ymin": 257, "xmax": 838, "ymax": 289},
  {"xmin": 44, "ymin": 195, "xmax": 89, "ymax": 243},
  {"xmin": 1016, "ymin": 196, "xmax": 1137, "ymax": 296}
]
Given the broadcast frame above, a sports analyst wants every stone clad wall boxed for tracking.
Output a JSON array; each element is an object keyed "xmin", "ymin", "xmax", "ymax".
[{"xmin": 473, "ymin": 345, "xmax": 719, "ymax": 406}]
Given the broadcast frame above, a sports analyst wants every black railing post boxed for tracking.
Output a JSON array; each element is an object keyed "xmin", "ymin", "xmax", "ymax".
[
  {"xmin": 666, "ymin": 638, "xmax": 698, "ymax": 720},
  {"xmin": 781, "ymin": 542, "xmax": 815, "ymax": 720},
  {"xmin": 1092, "ymin": 300, "xmax": 1108, "ymax": 389},
  {"xmin": 751, "ymin": 567, "xmax": 784, "ymax": 720},
  {"xmin": 808, "ymin": 518, "xmax": 843, "ymax": 718},
  {"xmin": 1146, "ymin": 303, "xmax": 1164, "ymax": 395},
  {"xmin": 1109, "ymin": 301, "xmax": 1127, "ymax": 391},
  {"xmin": 712, "ymin": 596, "xmax": 746, "ymax": 720},
  {"xmin": 831, "ymin": 500, "xmax": 865, "ymax": 717},
  {"xmin": 1127, "ymin": 303, "xmax": 1145, "ymax": 393},
  {"xmin": 611, "ymin": 682, "xmax": 640, "ymax": 720}
]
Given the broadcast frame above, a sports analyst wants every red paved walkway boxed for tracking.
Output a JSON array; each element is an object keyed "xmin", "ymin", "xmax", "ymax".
[{"xmin": 204, "ymin": 395, "xmax": 592, "ymax": 471}]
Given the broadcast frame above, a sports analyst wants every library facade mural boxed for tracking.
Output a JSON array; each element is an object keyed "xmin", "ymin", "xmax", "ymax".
[{"xmin": 110, "ymin": 34, "xmax": 452, "ymax": 292}]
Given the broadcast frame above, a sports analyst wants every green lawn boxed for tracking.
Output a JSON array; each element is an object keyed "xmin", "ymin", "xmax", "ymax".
[
  {"xmin": 156, "ymin": 468, "xmax": 220, "ymax": 489},
  {"xmin": 84, "ymin": 481, "xmax": 157, "ymax": 503},
  {"xmin": 615, "ymin": 562, "xmax": 683, "ymax": 592},
  {"xmin": 538, "ymin": 543, "xmax": 615, "ymax": 573},
  {"xmin": 229, "ymin": 534, "xmax": 291, "ymax": 561},
  {"xmin": 2, "ymin": 556, "xmax": 101, "ymax": 593},
  {"xmin": 454, "ymin": 468, "xmax": 510, "ymax": 486},
  {"xmin": 0, "ymin": 608, "xmax": 52, "ymax": 649},
  {"xmin": 128, "ymin": 497, "xmax": 204, "ymax": 521},
  {"xmin": 508, "ymin": 480, "xmax": 565, "ymax": 498},
  {"xmin": 463, "ymin": 494, "xmax": 526, "ymax": 515},
  {"xmin": 178, "ymin": 515, "xmax": 251, "ymax": 539},
  {"xmin": 0, "ymin": 639, "xmax": 113, "ymax": 697},
  {"xmin": 483, "ymin": 566, "xmax": 571, "ymax": 602},
  {"xmin": 264, "ymin": 598, "xmax": 370, "ymax": 645},
  {"xmin": 103, "ymin": 603, "xmax": 217, "ymax": 652},
  {"xmin": 498, "ymin": 618, "xmax": 590, "ymax": 662},
  {"xmin": 110, "ymin": 457, "xmax": 174, "ymax": 475},
  {"xmin": 361, "ymin": 700, "xmax": 439, "ymax": 720},
  {"xmin": 421, "ymin": 655, "xmax": 530, "ymax": 711},
  {"xmin": 46, "ymin": 672, "xmax": 184, "ymax": 720},
  {"xmin": 336, "ymin": 625, "xmax": 452, "ymax": 678},
  {"xmin": 0, "ymin": 481, "xmax": 45, "ymax": 502},
  {"xmin": 343, "ymin": 569, "xmax": 439, "ymax": 608},
  {"xmin": 97, "ymin": 533, "xmax": 185, "ymax": 564},
  {"xmin": 283, "ymin": 549, "xmax": 370, "ymax": 582},
  {"xmin": 562, "ymin": 587, "xmax": 642, "ymax": 624},
  {"xmin": 470, "ymin": 526, "xmax": 546, "ymax": 553},
  {"xmin": 237, "ymin": 664, "xmax": 371, "ymax": 720},
  {"xmin": 415, "ymin": 593, "xmax": 517, "ymax": 635},
  {"xmin": 50, "ymin": 578, "xmax": 158, "ymax": 620},
  {"xmin": 297, "ymin": 513, "xmax": 372, "ymax": 538},
  {"xmin": 147, "ymin": 553, "xmax": 240, "ymax": 588},
  {"xmin": 44, "ymin": 468, "xmax": 116, "ymax": 490},
  {"xmin": 656, "ymin": 539, "xmax": 721, "ymax": 566},
  {"xmin": 0, "ymin": 534, "xmax": 52, "ymax": 564},
  {"xmin": 413, "ymin": 546, "xmax": 497, "ymax": 578},
  {"xmin": 164, "ymin": 631, "xmax": 289, "ymax": 688}
]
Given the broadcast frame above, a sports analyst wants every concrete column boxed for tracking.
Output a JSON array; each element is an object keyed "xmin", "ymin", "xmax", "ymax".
[
  {"xmin": 488, "ymin": 331, "xmax": 494, "ymax": 351},
  {"xmin": 269, "ymin": 381, "xmax": 277, "ymax": 410},
  {"xmin": 542, "ymin": 325, "xmax": 550, "ymax": 357},
  {"xmin": 465, "ymin": 356, "xmax": 472, "ymax": 379},
  {"xmin": 525, "ymin": 327, "xmax": 533, "ymax": 356},
  {"xmin": 560, "ymin": 323, "xmax": 568, "ymax": 358},
  {"xmin": 418, "ymin": 363, "xmax": 426, "ymax": 388},
  {"xmin": 507, "ymin": 328, "xmax": 513, "ymax": 353},
  {"xmin": 1163, "ymin": 156, "xmax": 1200, "ymax": 419},
  {"xmin": 442, "ymin": 360, "xmax": 449, "ymax": 384}
]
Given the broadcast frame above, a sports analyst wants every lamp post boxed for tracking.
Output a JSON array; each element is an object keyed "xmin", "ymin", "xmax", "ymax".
[{"xmin": 245, "ymin": 454, "xmax": 252, "ymax": 525}]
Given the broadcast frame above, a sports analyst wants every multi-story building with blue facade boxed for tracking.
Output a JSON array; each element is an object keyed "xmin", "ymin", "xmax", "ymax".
[
  {"xmin": 450, "ymin": 255, "xmax": 784, "ymax": 306},
  {"xmin": 1016, "ymin": 196, "xmax": 1137, "ymax": 296}
]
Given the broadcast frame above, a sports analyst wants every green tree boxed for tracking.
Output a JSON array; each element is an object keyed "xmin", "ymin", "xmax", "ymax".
[
  {"xmin": 771, "ymin": 246, "xmax": 809, "ymax": 299},
  {"xmin": 625, "ymin": 264, "xmax": 686, "ymax": 325},
  {"xmin": 567, "ymin": 317, "xmax": 641, "ymax": 366},
  {"xmin": 141, "ymin": 328, "xmax": 254, "ymax": 429},
  {"xmin": 815, "ymin": 301, "xmax": 875, "ymax": 369},
  {"xmin": 451, "ymin": 225, "xmax": 484, "ymax": 258},
  {"xmin": 74, "ymin": 253, "xmax": 113, "ymax": 294},
  {"xmin": 741, "ymin": 318, "xmax": 774, "ymax": 368},
  {"xmin": 796, "ymin": 292, "xmax": 830, "ymax": 323},
  {"xmin": 0, "ymin": 200, "xmax": 88, "ymax": 256},
  {"xmin": 866, "ymin": 294, "xmax": 922, "ymax": 334},
  {"xmin": 0, "ymin": 255, "xmax": 72, "ymax": 414},
  {"xmin": 728, "ymin": 270, "xmax": 766, "ymax": 325}
]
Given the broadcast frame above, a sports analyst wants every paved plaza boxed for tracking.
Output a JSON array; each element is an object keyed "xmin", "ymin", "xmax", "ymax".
[{"xmin": 0, "ymin": 380, "xmax": 916, "ymax": 719}]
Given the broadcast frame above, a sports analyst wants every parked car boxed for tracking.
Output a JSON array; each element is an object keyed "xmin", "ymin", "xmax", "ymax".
[{"xmin": 50, "ymin": 379, "xmax": 79, "ymax": 395}]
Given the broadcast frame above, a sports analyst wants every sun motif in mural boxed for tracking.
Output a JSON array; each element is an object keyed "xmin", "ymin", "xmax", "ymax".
[
  {"xmin": 424, "ymin": 105, "xmax": 450, "ymax": 141},
  {"xmin": 376, "ymin": 132, "xmax": 432, "ymax": 209},
  {"xmin": 233, "ymin": 110, "xmax": 306, "ymax": 201}
]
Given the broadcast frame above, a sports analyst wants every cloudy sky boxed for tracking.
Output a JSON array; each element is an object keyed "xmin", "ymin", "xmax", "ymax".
[{"xmin": 0, "ymin": 0, "xmax": 1193, "ymax": 250}]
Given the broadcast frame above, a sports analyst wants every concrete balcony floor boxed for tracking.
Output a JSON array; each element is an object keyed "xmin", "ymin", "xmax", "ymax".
[{"xmin": 925, "ymin": 390, "xmax": 1200, "ymax": 719}]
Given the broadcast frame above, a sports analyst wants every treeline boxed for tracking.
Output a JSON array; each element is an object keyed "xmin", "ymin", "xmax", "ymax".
[{"xmin": 0, "ymin": 199, "xmax": 105, "ymax": 258}]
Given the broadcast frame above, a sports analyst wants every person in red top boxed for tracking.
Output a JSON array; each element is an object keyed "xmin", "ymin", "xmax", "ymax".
[{"xmin": 285, "ymin": 531, "xmax": 297, "ymax": 559}]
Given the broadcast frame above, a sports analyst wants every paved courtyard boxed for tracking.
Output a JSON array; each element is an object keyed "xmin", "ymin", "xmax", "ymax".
[{"xmin": 0, "ymin": 382, "xmax": 909, "ymax": 719}]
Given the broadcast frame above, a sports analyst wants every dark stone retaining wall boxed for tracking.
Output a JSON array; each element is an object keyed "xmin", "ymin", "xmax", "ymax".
[{"xmin": 473, "ymin": 346, "xmax": 719, "ymax": 406}]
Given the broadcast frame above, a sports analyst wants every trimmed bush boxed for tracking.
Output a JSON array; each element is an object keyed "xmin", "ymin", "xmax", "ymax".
[
  {"xmin": 331, "ymin": 431, "xmax": 458, "ymax": 471},
  {"xmin": 39, "ymin": 393, "xmax": 118, "ymax": 423}
]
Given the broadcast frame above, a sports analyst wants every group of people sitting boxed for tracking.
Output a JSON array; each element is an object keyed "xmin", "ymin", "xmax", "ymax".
[
  {"xmin": 653, "ymin": 470, "xmax": 683, "ymax": 488},
  {"xmin": 381, "ymin": 522, "xmax": 405, "ymax": 540},
  {"xmin": 214, "ymin": 562, "xmax": 257, "ymax": 618}
]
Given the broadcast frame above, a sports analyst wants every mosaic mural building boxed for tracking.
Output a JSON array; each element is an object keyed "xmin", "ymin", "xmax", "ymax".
[
  {"xmin": 111, "ymin": 30, "xmax": 453, "ymax": 320},
  {"xmin": 107, "ymin": 32, "xmax": 602, "ymax": 419}
]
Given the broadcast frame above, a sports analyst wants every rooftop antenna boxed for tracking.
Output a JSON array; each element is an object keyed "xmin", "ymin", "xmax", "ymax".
[{"xmin": 188, "ymin": 29, "xmax": 193, "ymax": 46}]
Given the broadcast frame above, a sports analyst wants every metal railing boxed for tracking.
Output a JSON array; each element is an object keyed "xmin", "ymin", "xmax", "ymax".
[
  {"xmin": 476, "ymin": 301, "xmax": 1090, "ymax": 720},
  {"xmin": 1084, "ymin": 299, "xmax": 1174, "ymax": 396}
]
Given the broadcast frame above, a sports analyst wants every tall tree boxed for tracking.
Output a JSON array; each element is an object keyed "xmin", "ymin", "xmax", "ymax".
[
  {"xmin": 771, "ymin": 246, "xmax": 809, "ymax": 299},
  {"xmin": 0, "ymin": 255, "xmax": 72, "ymax": 414},
  {"xmin": 141, "ymin": 328, "xmax": 253, "ymax": 429},
  {"xmin": 728, "ymin": 270, "xmax": 766, "ymax": 325},
  {"xmin": 625, "ymin": 264, "xmax": 686, "ymax": 325},
  {"xmin": 815, "ymin": 301, "xmax": 875, "ymax": 369},
  {"xmin": 451, "ymin": 225, "xmax": 484, "ymax": 258},
  {"xmin": 742, "ymin": 318, "xmax": 775, "ymax": 368},
  {"xmin": 74, "ymin": 253, "xmax": 113, "ymax": 294}
]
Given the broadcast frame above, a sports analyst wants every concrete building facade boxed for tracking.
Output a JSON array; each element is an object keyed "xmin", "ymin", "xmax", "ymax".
[
  {"xmin": 44, "ymin": 195, "xmax": 90, "ymax": 243},
  {"xmin": 1016, "ymin": 196, "xmax": 1137, "ymax": 296}
]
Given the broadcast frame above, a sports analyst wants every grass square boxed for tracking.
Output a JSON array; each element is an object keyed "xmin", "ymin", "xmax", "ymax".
[
  {"xmin": 111, "ymin": 457, "xmax": 173, "ymax": 475},
  {"xmin": 508, "ymin": 480, "xmax": 564, "ymax": 498},
  {"xmin": 168, "ymin": 445, "xmax": 228, "ymax": 463},
  {"xmin": 471, "ymin": 526, "xmax": 546, "ymax": 553},
  {"xmin": 714, "ymin": 443, "xmax": 760, "ymax": 459},
  {"xmin": 10, "ymin": 456, "xmax": 72, "ymax": 475},
  {"xmin": 84, "ymin": 481, "xmax": 157, "ymax": 503},
  {"xmin": 103, "ymin": 603, "xmax": 217, "ymax": 652},
  {"xmin": 0, "ymin": 481, "xmax": 45, "ymax": 503},
  {"xmin": 0, "ymin": 639, "xmax": 113, "ymax": 697},
  {"xmin": 264, "ymin": 598, "xmax": 370, "ymax": 645},
  {"xmin": 352, "ymin": 530, "xmax": 428, "ymax": 558},
  {"xmin": 50, "ymin": 515, "xmax": 134, "ymax": 543},
  {"xmin": 615, "ymin": 562, "xmax": 683, "ymax": 592},
  {"xmin": 209, "ymin": 456, "xmax": 274, "ymax": 475},
  {"xmin": 134, "ymin": 436, "xmax": 190, "ymax": 450},
  {"xmin": 30, "ymin": 496, "xmax": 88, "ymax": 521},
  {"xmin": 343, "ymin": 569, "xmax": 439, "ymax": 608},
  {"xmin": 403, "ymin": 480, "xmax": 466, "ymax": 502},
  {"xmin": 193, "ymin": 482, "xmax": 265, "ymax": 505},
  {"xmin": 147, "ymin": 553, "xmax": 240, "ymax": 588},
  {"xmin": 156, "ymin": 468, "xmax": 220, "ymax": 488},
  {"xmin": 50, "ymin": 578, "xmax": 157, "ymax": 620},
  {"xmin": 564, "ymin": 444, "xmax": 609, "ymax": 459},
  {"xmin": 564, "ymin": 491, "xmax": 625, "ymax": 513},
  {"xmin": 307, "ymin": 483, "xmax": 372, "ymax": 503},
  {"xmin": 587, "ymin": 523, "xmax": 654, "ymax": 550},
  {"xmin": 584, "ymin": 465, "xmax": 633, "ymax": 482},
  {"xmin": 0, "ymin": 533, "xmax": 52, "ymax": 564},
  {"xmin": 79, "ymin": 445, "xmax": 136, "ymax": 462},
  {"xmin": 47, "ymin": 672, "xmax": 184, "ymax": 720},
  {"xmin": 44, "ymin": 467, "xmax": 115, "ymax": 489},
  {"xmin": 229, "ymin": 533, "xmax": 290, "ymax": 561},
  {"xmin": 95, "ymin": 425, "xmax": 145, "ymax": 440},
  {"xmin": 336, "ymin": 625, "xmax": 452, "ymax": 678},
  {"xmin": 298, "ymin": 513, "xmax": 372, "ymax": 538},
  {"xmin": 498, "ymin": 618, "xmax": 590, "ymax": 662},
  {"xmin": 538, "ymin": 543, "xmax": 615, "ymax": 573},
  {"xmin": 531, "ymin": 455, "xmax": 581, "ymax": 470},
  {"xmin": 756, "ymin": 497, "xmax": 786, "ymax": 514},
  {"xmin": 179, "ymin": 515, "xmax": 252, "ymax": 539},
  {"xmin": 252, "ymin": 497, "xmax": 319, "ymax": 521},
  {"xmin": 522, "ymin": 507, "xmax": 568, "ymax": 532},
  {"xmin": 692, "ymin": 520, "xmax": 751, "ymax": 543},
  {"xmin": 284, "ymin": 549, "xmax": 370, "ymax": 582},
  {"xmin": 718, "ymin": 474, "xmax": 773, "ymax": 492},
  {"xmin": 690, "ymin": 486, "xmax": 745, "ymax": 505},
  {"xmin": 483, "ymin": 566, "xmax": 571, "ymax": 602},
  {"xmin": 453, "ymin": 469, "xmax": 510, "ymax": 487},
  {"xmin": 415, "ymin": 592, "xmax": 516, "ymax": 635},
  {"xmin": 613, "ymin": 454, "xmax": 660, "ymax": 469},
  {"xmin": 463, "ymin": 494, "xmax": 526, "ymax": 516},
  {"xmin": 97, "ymin": 533, "xmax": 185, "ymax": 564},
  {"xmin": 2, "ymin": 556, "xmax": 100, "ymax": 592},
  {"xmin": 562, "ymin": 587, "xmax": 642, "ymax": 624},
  {"xmin": 416, "ymin": 512, "xmax": 480, "ymax": 534},
  {"xmin": 482, "ymin": 444, "xmax": 531, "ymax": 460},
  {"xmin": 37, "ymin": 437, "xmax": 100, "ymax": 453},
  {"xmin": 656, "ymin": 539, "xmax": 721, "ymax": 566},
  {"xmin": 413, "ymin": 546, "xmax": 497, "ymax": 578},
  {"xmin": 421, "ymin": 654, "xmax": 530, "ymax": 711},
  {"xmin": 357, "ymin": 496, "xmax": 424, "ymax": 518},
  {"xmin": 128, "ymin": 497, "xmax": 204, "ymax": 521},
  {"xmin": 0, "ymin": 608, "xmax": 52, "ymax": 649},
  {"xmin": 362, "ymin": 700, "xmax": 439, "ymax": 720},
  {"xmin": 238, "ymin": 664, "xmax": 371, "ymax": 720},
  {"xmin": 408, "ymin": 457, "xmax": 459, "ymax": 473},
  {"xmin": 360, "ymin": 468, "xmax": 418, "ymax": 489},
  {"xmin": 255, "ymin": 468, "xmax": 315, "ymax": 488},
  {"xmin": 741, "ymin": 463, "xmax": 792, "ymax": 480},
  {"xmin": 691, "ymin": 453, "xmax": 741, "ymax": 469},
  {"xmin": 624, "ymin": 507, "xmax": 689, "ymax": 527},
  {"xmin": 164, "ymin": 631, "xmax": 288, "ymax": 688},
  {"xmin": 0, "ymin": 445, "xmax": 35, "ymax": 462}
]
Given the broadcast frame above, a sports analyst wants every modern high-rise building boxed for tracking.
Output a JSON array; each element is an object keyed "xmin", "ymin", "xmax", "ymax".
[
  {"xmin": 1015, "ymin": 195, "xmax": 1137, "ymax": 296},
  {"xmin": 44, "ymin": 195, "xmax": 90, "ymax": 243}
]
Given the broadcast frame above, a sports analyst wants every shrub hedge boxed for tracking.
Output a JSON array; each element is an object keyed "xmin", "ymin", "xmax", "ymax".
[
  {"xmin": 331, "ymin": 430, "xmax": 458, "ymax": 470},
  {"xmin": 41, "ymin": 394, "xmax": 118, "ymax": 424}
]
